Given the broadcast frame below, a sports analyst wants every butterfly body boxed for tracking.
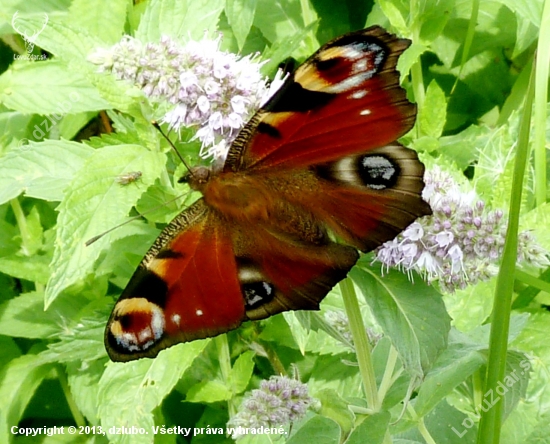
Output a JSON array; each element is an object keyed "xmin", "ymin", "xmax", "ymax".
[{"xmin": 105, "ymin": 27, "xmax": 432, "ymax": 362}]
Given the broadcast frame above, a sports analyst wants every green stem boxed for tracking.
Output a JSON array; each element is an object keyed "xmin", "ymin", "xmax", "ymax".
[
  {"xmin": 451, "ymin": 0, "xmax": 480, "ymax": 94},
  {"xmin": 377, "ymin": 345, "xmax": 399, "ymax": 404},
  {"xmin": 56, "ymin": 366, "xmax": 86, "ymax": 427},
  {"xmin": 348, "ymin": 405, "xmax": 376, "ymax": 415},
  {"xmin": 418, "ymin": 417, "xmax": 437, "ymax": 444},
  {"xmin": 339, "ymin": 278, "xmax": 380, "ymax": 411},
  {"xmin": 264, "ymin": 344, "xmax": 287, "ymax": 376},
  {"xmin": 534, "ymin": 0, "xmax": 550, "ymax": 206},
  {"xmin": 514, "ymin": 269, "xmax": 550, "ymax": 295},
  {"xmin": 476, "ymin": 57, "xmax": 535, "ymax": 444},
  {"xmin": 407, "ymin": 404, "xmax": 437, "ymax": 444},
  {"xmin": 215, "ymin": 334, "xmax": 236, "ymax": 416},
  {"xmin": 410, "ymin": 60, "xmax": 425, "ymax": 139},
  {"xmin": 10, "ymin": 198, "xmax": 31, "ymax": 256},
  {"xmin": 472, "ymin": 369, "xmax": 483, "ymax": 409}
]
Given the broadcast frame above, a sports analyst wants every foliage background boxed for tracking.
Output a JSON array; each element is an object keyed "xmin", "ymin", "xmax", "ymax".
[{"xmin": 0, "ymin": 0, "xmax": 549, "ymax": 443}]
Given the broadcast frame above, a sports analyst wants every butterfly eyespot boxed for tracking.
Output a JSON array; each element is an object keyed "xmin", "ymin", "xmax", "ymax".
[
  {"xmin": 359, "ymin": 154, "xmax": 399, "ymax": 190},
  {"xmin": 108, "ymin": 298, "xmax": 165, "ymax": 353},
  {"xmin": 243, "ymin": 281, "xmax": 276, "ymax": 309},
  {"xmin": 237, "ymin": 261, "xmax": 277, "ymax": 309}
]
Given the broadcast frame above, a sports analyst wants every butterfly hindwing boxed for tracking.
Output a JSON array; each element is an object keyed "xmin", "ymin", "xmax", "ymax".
[
  {"xmin": 232, "ymin": 225, "xmax": 359, "ymax": 320},
  {"xmin": 106, "ymin": 201, "xmax": 359, "ymax": 361},
  {"xmin": 306, "ymin": 143, "xmax": 431, "ymax": 251}
]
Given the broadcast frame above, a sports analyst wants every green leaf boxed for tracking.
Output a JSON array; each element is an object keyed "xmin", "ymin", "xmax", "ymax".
[
  {"xmin": 397, "ymin": 42, "xmax": 427, "ymax": 83},
  {"xmin": 0, "ymin": 253, "xmax": 50, "ymax": 284},
  {"xmin": 350, "ymin": 261, "xmax": 451, "ymax": 377},
  {"xmin": 422, "ymin": 399, "xmax": 478, "ymax": 444},
  {"xmin": 519, "ymin": 202, "xmax": 550, "ymax": 251},
  {"xmin": 416, "ymin": 0, "xmax": 453, "ymax": 44},
  {"xmin": 0, "ymin": 60, "xmax": 110, "ymax": 114},
  {"xmin": 419, "ymin": 80, "xmax": 446, "ymax": 138},
  {"xmin": 66, "ymin": 359, "xmax": 105, "ymax": 425},
  {"xmin": 259, "ymin": 314, "xmax": 299, "ymax": 349},
  {"xmin": 67, "ymin": 0, "xmax": 126, "ymax": 45},
  {"xmin": 0, "ymin": 336, "xmax": 21, "ymax": 370},
  {"xmin": 444, "ymin": 280, "xmax": 495, "ymax": 333},
  {"xmin": 45, "ymin": 145, "xmax": 165, "ymax": 306},
  {"xmin": 283, "ymin": 311, "xmax": 310, "ymax": 354},
  {"xmin": 0, "ymin": 140, "xmax": 93, "ymax": 204},
  {"xmin": 307, "ymin": 1, "xmax": 350, "ymax": 43},
  {"xmin": 315, "ymin": 388, "xmax": 355, "ymax": 435},
  {"xmin": 231, "ymin": 350, "xmax": 255, "ymax": 394},
  {"xmin": 414, "ymin": 339, "xmax": 486, "ymax": 417},
  {"xmin": 90, "ymin": 71, "xmax": 142, "ymax": 113},
  {"xmin": 260, "ymin": 24, "xmax": 316, "ymax": 75},
  {"xmin": 40, "ymin": 310, "xmax": 109, "ymax": 363},
  {"xmin": 186, "ymin": 380, "xmax": 232, "ymax": 403},
  {"xmin": 524, "ymin": 412, "xmax": 550, "ymax": 443},
  {"xmin": 308, "ymin": 353, "xmax": 361, "ymax": 398},
  {"xmin": 346, "ymin": 411, "xmax": 390, "ymax": 444},
  {"xmin": 98, "ymin": 341, "xmax": 207, "ymax": 444},
  {"xmin": 225, "ymin": 0, "xmax": 258, "ymax": 50},
  {"xmin": 495, "ymin": 0, "xmax": 542, "ymax": 26},
  {"xmin": 254, "ymin": 0, "xmax": 314, "ymax": 60},
  {"xmin": 287, "ymin": 415, "xmax": 340, "ymax": 444},
  {"xmin": 499, "ymin": 351, "xmax": 531, "ymax": 420},
  {"xmin": 377, "ymin": 0, "xmax": 409, "ymax": 37},
  {"xmin": 0, "ymin": 354, "xmax": 54, "ymax": 443},
  {"xmin": 136, "ymin": 0, "xmax": 225, "ymax": 42},
  {"xmin": 0, "ymin": 109, "xmax": 32, "ymax": 144},
  {"xmin": 135, "ymin": 181, "xmax": 183, "ymax": 224},
  {"xmin": 57, "ymin": 111, "xmax": 97, "ymax": 140},
  {"xmin": 439, "ymin": 125, "xmax": 491, "ymax": 170},
  {"xmin": 0, "ymin": 290, "xmax": 83, "ymax": 339}
]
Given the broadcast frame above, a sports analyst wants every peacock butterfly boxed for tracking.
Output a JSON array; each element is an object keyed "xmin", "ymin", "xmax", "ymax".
[{"xmin": 105, "ymin": 26, "xmax": 432, "ymax": 362}]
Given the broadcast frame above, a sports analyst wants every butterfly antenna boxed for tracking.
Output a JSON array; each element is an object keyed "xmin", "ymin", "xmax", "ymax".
[
  {"xmin": 152, "ymin": 121, "xmax": 194, "ymax": 175},
  {"xmin": 85, "ymin": 192, "xmax": 191, "ymax": 246}
]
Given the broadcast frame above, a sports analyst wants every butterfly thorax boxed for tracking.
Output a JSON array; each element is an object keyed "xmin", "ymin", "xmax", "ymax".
[{"xmin": 191, "ymin": 169, "xmax": 274, "ymax": 223}]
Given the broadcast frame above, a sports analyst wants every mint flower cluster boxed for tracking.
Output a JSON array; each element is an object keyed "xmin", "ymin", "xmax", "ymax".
[
  {"xmin": 324, "ymin": 310, "xmax": 383, "ymax": 349},
  {"xmin": 227, "ymin": 376, "xmax": 312, "ymax": 438},
  {"xmin": 375, "ymin": 167, "xmax": 549, "ymax": 293},
  {"xmin": 88, "ymin": 35, "xmax": 285, "ymax": 160}
]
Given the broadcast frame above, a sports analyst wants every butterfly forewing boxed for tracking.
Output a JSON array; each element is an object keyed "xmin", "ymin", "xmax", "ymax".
[
  {"xmin": 105, "ymin": 200, "xmax": 245, "ymax": 361},
  {"xmin": 225, "ymin": 26, "xmax": 415, "ymax": 172}
]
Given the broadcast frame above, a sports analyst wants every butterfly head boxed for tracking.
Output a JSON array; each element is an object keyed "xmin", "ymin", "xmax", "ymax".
[{"xmin": 179, "ymin": 166, "xmax": 212, "ymax": 190}]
